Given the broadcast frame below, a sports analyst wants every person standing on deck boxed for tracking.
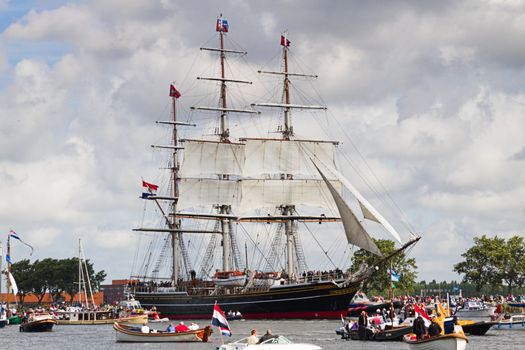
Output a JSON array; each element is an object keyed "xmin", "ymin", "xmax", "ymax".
[{"xmin": 358, "ymin": 311, "xmax": 368, "ymax": 340}]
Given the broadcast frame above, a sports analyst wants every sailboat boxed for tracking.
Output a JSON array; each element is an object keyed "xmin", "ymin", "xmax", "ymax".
[
  {"xmin": 130, "ymin": 16, "xmax": 420, "ymax": 320},
  {"xmin": 56, "ymin": 239, "xmax": 146, "ymax": 325}
]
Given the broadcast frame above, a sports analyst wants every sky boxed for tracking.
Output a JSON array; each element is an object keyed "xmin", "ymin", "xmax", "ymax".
[{"xmin": 1, "ymin": 0, "xmax": 525, "ymax": 287}]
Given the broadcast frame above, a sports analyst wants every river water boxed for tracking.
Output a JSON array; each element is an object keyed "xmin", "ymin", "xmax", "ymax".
[{"xmin": 2, "ymin": 319, "xmax": 524, "ymax": 349}]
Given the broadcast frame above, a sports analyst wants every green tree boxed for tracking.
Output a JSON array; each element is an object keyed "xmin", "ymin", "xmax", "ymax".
[
  {"xmin": 350, "ymin": 239, "xmax": 418, "ymax": 296},
  {"xmin": 454, "ymin": 235, "xmax": 525, "ymax": 294},
  {"xmin": 8, "ymin": 259, "xmax": 34, "ymax": 304}
]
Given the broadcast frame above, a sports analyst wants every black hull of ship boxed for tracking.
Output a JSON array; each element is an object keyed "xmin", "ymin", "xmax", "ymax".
[{"xmin": 135, "ymin": 280, "xmax": 358, "ymax": 320}]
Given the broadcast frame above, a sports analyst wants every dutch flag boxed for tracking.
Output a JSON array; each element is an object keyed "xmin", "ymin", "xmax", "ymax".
[{"xmin": 211, "ymin": 303, "xmax": 232, "ymax": 336}]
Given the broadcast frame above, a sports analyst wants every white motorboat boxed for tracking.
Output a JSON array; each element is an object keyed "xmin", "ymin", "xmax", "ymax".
[
  {"xmin": 454, "ymin": 301, "xmax": 495, "ymax": 319},
  {"xmin": 494, "ymin": 314, "xmax": 525, "ymax": 330},
  {"xmin": 403, "ymin": 333, "xmax": 468, "ymax": 350},
  {"xmin": 219, "ymin": 335, "xmax": 321, "ymax": 350}
]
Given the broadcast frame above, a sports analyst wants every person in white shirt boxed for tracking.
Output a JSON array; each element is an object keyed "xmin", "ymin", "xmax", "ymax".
[
  {"xmin": 247, "ymin": 329, "xmax": 259, "ymax": 345},
  {"xmin": 188, "ymin": 322, "xmax": 199, "ymax": 330},
  {"xmin": 141, "ymin": 323, "xmax": 150, "ymax": 333}
]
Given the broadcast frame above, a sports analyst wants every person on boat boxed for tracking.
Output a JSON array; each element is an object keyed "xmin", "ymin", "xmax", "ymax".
[
  {"xmin": 141, "ymin": 322, "xmax": 150, "ymax": 333},
  {"xmin": 166, "ymin": 323, "xmax": 175, "ymax": 333},
  {"xmin": 452, "ymin": 316, "xmax": 464, "ymax": 335},
  {"xmin": 175, "ymin": 321, "xmax": 189, "ymax": 332},
  {"xmin": 357, "ymin": 310, "xmax": 368, "ymax": 340},
  {"xmin": 413, "ymin": 314, "xmax": 426, "ymax": 340},
  {"xmin": 258, "ymin": 329, "xmax": 277, "ymax": 343},
  {"xmin": 188, "ymin": 322, "xmax": 199, "ymax": 330},
  {"xmin": 428, "ymin": 315, "xmax": 442, "ymax": 337},
  {"xmin": 247, "ymin": 329, "xmax": 259, "ymax": 345}
]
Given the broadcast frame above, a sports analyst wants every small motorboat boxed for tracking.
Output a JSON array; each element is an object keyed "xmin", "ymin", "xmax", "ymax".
[
  {"xmin": 494, "ymin": 314, "xmax": 525, "ymax": 330},
  {"xmin": 19, "ymin": 314, "xmax": 56, "ymax": 332},
  {"xmin": 459, "ymin": 320, "xmax": 498, "ymax": 335},
  {"xmin": 218, "ymin": 335, "xmax": 321, "ymax": 350},
  {"xmin": 403, "ymin": 333, "xmax": 468, "ymax": 350},
  {"xmin": 454, "ymin": 301, "xmax": 495, "ymax": 319},
  {"xmin": 113, "ymin": 322, "xmax": 212, "ymax": 342},
  {"xmin": 226, "ymin": 310, "xmax": 245, "ymax": 321}
]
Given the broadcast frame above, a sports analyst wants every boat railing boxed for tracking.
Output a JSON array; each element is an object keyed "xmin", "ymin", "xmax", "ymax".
[{"xmin": 134, "ymin": 285, "xmax": 188, "ymax": 294}]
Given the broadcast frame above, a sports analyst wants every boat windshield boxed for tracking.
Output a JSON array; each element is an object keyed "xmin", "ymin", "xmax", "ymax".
[{"xmin": 261, "ymin": 336, "xmax": 293, "ymax": 344}]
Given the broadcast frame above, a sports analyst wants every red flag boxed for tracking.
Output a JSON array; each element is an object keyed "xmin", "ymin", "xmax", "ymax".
[
  {"xmin": 169, "ymin": 84, "xmax": 181, "ymax": 98},
  {"xmin": 413, "ymin": 303, "xmax": 431, "ymax": 327},
  {"xmin": 280, "ymin": 34, "xmax": 291, "ymax": 47},
  {"xmin": 142, "ymin": 180, "xmax": 159, "ymax": 191}
]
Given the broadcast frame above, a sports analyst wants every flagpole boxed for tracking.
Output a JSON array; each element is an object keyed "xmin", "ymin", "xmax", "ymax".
[
  {"xmin": 389, "ymin": 262, "xmax": 394, "ymax": 322},
  {"xmin": 6, "ymin": 234, "xmax": 10, "ymax": 317}
]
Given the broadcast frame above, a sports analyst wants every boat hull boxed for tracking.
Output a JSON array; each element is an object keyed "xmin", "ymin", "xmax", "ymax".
[
  {"xmin": 19, "ymin": 319, "xmax": 56, "ymax": 332},
  {"xmin": 404, "ymin": 333, "xmax": 468, "ymax": 350},
  {"xmin": 460, "ymin": 320, "xmax": 497, "ymax": 335},
  {"xmin": 113, "ymin": 322, "xmax": 212, "ymax": 342},
  {"xmin": 56, "ymin": 314, "xmax": 147, "ymax": 325},
  {"xmin": 341, "ymin": 325, "xmax": 413, "ymax": 341},
  {"xmin": 494, "ymin": 315, "xmax": 525, "ymax": 330},
  {"xmin": 135, "ymin": 280, "xmax": 358, "ymax": 319}
]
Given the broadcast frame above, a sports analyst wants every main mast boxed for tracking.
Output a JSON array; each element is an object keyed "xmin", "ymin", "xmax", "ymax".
[
  {"xmin": 193, "ymin": 15, "xmax": 257, "ymax": 274},
  {"xmin": 253, "ymin": 33, "xmax": 328, "ymax": 281}
]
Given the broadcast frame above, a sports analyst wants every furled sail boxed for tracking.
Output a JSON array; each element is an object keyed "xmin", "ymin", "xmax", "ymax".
[
  {"xmin": 243, "ymin": 139, "xmax": 338, "ymax": 179},
  {"xmin": 311, "ymin": 157, "xmax": 403, "ymax": 244},
  {"xmin": 180, "ymin": 140, "xmax": 245, "ymax": 177},
  {"xmin": 316, "ymin": 166, "xmax": 382, "ymax": 256}
]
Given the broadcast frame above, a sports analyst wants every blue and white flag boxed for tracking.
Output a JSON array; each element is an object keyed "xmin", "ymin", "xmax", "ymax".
[
  {"xmin": 391, "ymin": 271, "xmax": 400, "ymax": 282},
  {"xmin": 6, "ymin": 254, "xmax": 12, "ymax": 264},
  {"xmin": 211, "ymin": 302, "xmax": 232, "ymax": 336},
  {"xmin": 8, "ymin": 230, "xmax": 34, "ymax": 255}
]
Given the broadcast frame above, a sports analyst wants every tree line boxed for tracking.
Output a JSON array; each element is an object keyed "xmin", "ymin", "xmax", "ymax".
[
  {"xmin": 7, "ymin": 258, "xmax": 106, "ymax": 304},
  {"xmin": 454, "ymin": 235, "xmax": 525, "ymax": 294},
  {"xmin": 347, "ymin": 235, "xmax": 525, "ymax": 297}
]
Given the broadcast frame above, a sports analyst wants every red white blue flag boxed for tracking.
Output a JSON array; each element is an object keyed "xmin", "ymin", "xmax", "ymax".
[
  {"xmin": 216, "ymin": 18, "xmax": 229, "ymax": 32},
  {"xmin": 211, "ymin": 303, "xmax": 232, "ymax": 336},
  {"xmin": 142, "ymin": 180, "xmax": 158, "ymax": 192},
  {"xmin": 413, "ymin": 303, "xmax": 431, "ymax": 327},
  {"xmin": 8, "ymin": 230, "xmax": 34, "ymax": 255}
]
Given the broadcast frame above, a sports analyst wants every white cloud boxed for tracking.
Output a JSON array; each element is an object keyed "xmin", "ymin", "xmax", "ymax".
[{"xmin": 1, "ymin": 0, "xmax": 525, "ymax": 284}]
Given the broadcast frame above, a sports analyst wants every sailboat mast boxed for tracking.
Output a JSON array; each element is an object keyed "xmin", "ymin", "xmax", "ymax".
[
  {"xmin": 171, "ymin": 93, "xmax": 180, "ymax": 285},
  {"xmin": 283, "ymin": 43, "xmax": 292, "ymax": 140},
  {"xmin": 6, "ymin": 235, "xmax": 10, "ymax": 312},
  {"xmin": 218, "ymin": 21, "xmax": 231, "ymax": 272},
  {"xmin": 219, "ymin": 30, "xmax": 228, "ymax": 141}
]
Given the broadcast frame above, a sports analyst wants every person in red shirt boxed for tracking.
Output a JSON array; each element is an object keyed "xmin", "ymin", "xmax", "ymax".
[{"xmin": 175, "ymin": 322, "xmax": 190, "ymax": 332}]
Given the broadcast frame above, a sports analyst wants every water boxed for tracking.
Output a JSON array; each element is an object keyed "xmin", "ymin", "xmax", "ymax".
[{"xmin": 2, "ymin": 319, "xmax": 524, "ymax": 349}]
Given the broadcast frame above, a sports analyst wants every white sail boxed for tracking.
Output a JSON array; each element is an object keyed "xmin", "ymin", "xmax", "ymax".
[
  {"xmin": 180, "ymin": 140, "xmax": 245, "ymax": 177},
  {"xmin": 9, "ymin": 271, "xmax": 18, "ymax": 296},
  {"xmin": 316, "ymin": 166, "xmax": 382, "ymax": 256},
  {"xmin": 239, "ymin": 179, "xmax": 341, "ymax": 215},
  {"xmin": 177, "ymin": 178, "xmax": 241, "ymax": 211},
  {"xmin": 311, "ymin": 157, "xmax": 402, "ymax": 244},
  {"xmin": 243, "ymin": 139, "xmax": 338, "ymax": 179}
]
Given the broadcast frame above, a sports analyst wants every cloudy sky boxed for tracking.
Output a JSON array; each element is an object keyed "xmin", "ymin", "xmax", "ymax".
[{"xmin": 1, "ymin": 0, "xmax": 525, "ymax": 287}]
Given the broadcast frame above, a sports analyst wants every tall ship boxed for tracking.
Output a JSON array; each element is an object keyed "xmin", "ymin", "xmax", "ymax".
[{"xmin": 130, "ymin": 16, "xmax": 419, "ymax": 319}]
